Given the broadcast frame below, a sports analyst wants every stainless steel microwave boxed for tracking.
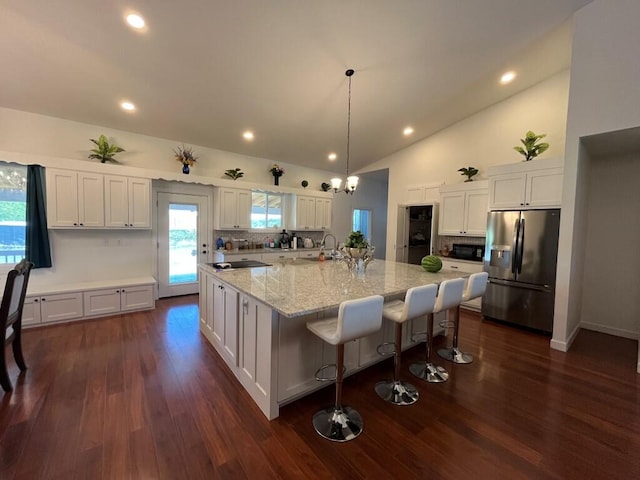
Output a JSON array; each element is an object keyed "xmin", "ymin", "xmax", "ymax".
[{"xmin": 451, "ymin": 243, "xmax": 484, "ymax": 262}]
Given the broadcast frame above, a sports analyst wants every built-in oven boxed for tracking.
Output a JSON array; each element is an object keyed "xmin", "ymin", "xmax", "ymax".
[{"xmin": 451, "ymin": 243, "xmax": 484, "ymax": 262}]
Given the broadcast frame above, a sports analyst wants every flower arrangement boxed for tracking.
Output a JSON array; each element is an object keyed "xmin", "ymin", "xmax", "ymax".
[
  {"xmin": 88, "ymin": 135, "xmax": 124, "ymax": 163},
  {"xmin": 174, "ymin": 145, "xmax": 198, "ymax": 166},
  {"xmin": 514, "ymin": 131, "xmax": 549, "ymax": 161},
  {"xmin": 269, "ymin": 164, "xmax": 285, "ymax": 177}
]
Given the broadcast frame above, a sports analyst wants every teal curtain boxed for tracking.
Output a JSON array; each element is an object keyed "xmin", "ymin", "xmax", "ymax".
[{"xmin": 25, "ymin": 165, "xmax": 52, "ymax": 268}]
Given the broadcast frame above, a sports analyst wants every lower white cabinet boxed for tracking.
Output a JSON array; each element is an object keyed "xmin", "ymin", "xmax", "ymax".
[
  {"xmin": 212, "ymin": 277, "xmax": 239, "ymax": 365},
  {"xmin": 83, "ymin": 284, "xmax": 154, "ymax": 317},
  {"xmin": 23, "ymin": 292, "xmax": 83, "ymax": 326},
  {"xmin": 24, "ymin": 277, "xmax": 156, "ymax": 327}
]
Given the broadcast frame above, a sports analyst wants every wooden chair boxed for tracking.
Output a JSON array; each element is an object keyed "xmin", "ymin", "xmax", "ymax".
[{"xmin": 1, "ymin": 259, "xmax": 34, "ymax": 392}]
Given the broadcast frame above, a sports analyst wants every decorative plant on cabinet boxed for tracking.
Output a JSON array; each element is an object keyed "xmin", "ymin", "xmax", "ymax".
[{"xmin": 88, "ymin": 135, "xmax": 125, "ymax": 163}]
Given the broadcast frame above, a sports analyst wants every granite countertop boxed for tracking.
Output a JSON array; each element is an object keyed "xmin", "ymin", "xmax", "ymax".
[
  {"xmin": 200, "ymin": 259, "xmax": 467, "ymax": 318},
  {"xmin": 218, "ymin": 247, "xmax": 322, "ymax": 255}
]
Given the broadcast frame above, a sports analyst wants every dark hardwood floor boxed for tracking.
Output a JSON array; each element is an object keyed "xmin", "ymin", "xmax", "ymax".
[{"xmin": 1, "ymin": 295, "xmax": 639, "ymax": 479}]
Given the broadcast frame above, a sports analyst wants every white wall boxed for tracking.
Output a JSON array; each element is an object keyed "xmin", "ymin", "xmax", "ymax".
[
  {"xmin": 0, "ymin": 107, "xmax": 337, "ymax": 189},
  {"xmin": 553, "ymin": 0, "xmax": 640, "ymax": 351},
  {"xmin": 580, "ymin": 152, "xmax": 640, "ymax": 339},
  {"xmin": 330, "ymin": 170, "xmax": 389, "ymax": 258},
  {"xmin": 359, "ymin": 70, "xmax": 571, "ymax": 261}
]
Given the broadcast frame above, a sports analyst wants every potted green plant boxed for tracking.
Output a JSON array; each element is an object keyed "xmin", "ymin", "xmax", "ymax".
[
  {"xmin": 88, "ymin": 135, "xmax": 125, "ymax": 163},
  {"xmin": 458, "ymin": 166, "xmax": 479, "ymax": 182},
  {"xmin": 174, "ymin": 145, "xmax": 198, "ymax": 174},
  {"xmin": 225, "ymin": 168, "xmax": 244, "ymax": 180},
  {"xmin": 340, "ymin": 230, "xmax": 375, "ymax": 270},
  {"xmin": 514, "ymin": 131, "xmax": 549, "ymax": 161}
]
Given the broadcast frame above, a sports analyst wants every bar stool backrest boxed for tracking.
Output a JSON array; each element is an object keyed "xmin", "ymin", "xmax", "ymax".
[
  {"xmin": 402, "ymin": 284, "xmax": 438, "ymax": 322},
  {"xmin": 336, "ymin": 295, "xmax": 384, "ymax": 344},
  {"xmin": 462, "ymin": 272, "xmax": 489, "ymax": 302},
  {"xmin": 433, "ymin": 278, "xmax": 466, "ymax": 313}
]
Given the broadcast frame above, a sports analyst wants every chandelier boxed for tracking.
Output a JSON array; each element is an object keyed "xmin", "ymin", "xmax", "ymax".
[{"xmin": 331, "ymin": 69, "xmax": 359, "ymax": 194}]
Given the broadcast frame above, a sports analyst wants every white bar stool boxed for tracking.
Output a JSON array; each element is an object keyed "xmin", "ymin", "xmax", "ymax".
[
  {"xmin": 306, "ymin": 295, "xmax": 384, "ymax": 442},
  {"xmin": 375, "ymin": 284, "xmax": 438, "ymax": 405},
  {"xmin": 438, "ymin": 272, "xmax": 488, "ymax": 364},
  {"xmin": 410, "ymin": 278, "xmax": 465, "ymax": 383}
]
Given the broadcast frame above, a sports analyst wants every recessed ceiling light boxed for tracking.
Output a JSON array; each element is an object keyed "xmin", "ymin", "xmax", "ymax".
[
  {"xmin": 126, "ymin": 13, "xmax": 145, "ymax": 30},
  {"xmin": 242, "ymin": 131, "xmax": 254, "ymax": 141},
  {"xmin": 403, "ymin": 126, "xmax": 414, "ymax": 136},
  {"xmin": 120, "ymin": 101, "xmax": 136, "ymax": 111},
  {"xmin": 500, "ymin": 71, "xmax": 516, "ymax": 84},
  {"xmin": 328, "ymin": 153, "xmax": 337, "ymax": 161}
]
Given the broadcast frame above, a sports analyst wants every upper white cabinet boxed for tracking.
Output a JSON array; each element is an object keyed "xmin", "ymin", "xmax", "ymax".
[
  {"xmin": 215, "ymin": 187, "xmax": 251, "ymax": 229},
  {"xmin": 404, "ymin": 182, "xmax": 443, "ymax": 204},
  {"xmin": 438, "ymin": 180, "xmax": 488, "ymax": 236},
  {"xmin": 295, "ymin": 195, "xmax": 332, "ymax": 230},
  {"xmin": 47, "ymin": 169, "xmax": 150, "ymax": 229},
  {"xmin": 488, "ymin": 158, "xmax": 563, "ymax": 210},
  {"xmin": 46, "ymin": 169, "xmax": 105, "ymax": 227},
  {"xmin": 104, "ymin": 175, "xmax": 151, "ymax": 228},
  {"xmin": 315, "ymin": 198, "xmax": 332, "ymax": 230}
]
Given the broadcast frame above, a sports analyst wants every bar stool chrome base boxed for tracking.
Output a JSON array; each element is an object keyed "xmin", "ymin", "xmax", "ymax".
[
  {"xmin": 375, "ymin": 380, "xmax": 419, "ymax": 406},
  {"xmin": 312, "ymin": 406, "xmax": 363, "ymax": 442},
  {"xmin": 409, "ymin": 361, "xmax": 449, "ymax": 383},
  {"xmin": 437, "ymin": 346, "xmax": 474, "ymax": 364}
]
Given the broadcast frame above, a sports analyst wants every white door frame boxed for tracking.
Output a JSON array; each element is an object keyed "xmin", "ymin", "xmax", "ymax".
[{"xmin": 153, "ymin": 182, "xmax": 213, "ymax": 298}]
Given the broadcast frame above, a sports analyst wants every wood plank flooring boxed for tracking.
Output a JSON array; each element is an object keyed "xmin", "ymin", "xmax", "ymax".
[{"xmin": 1, "ymin": 295, "xmax": 639, "ymax": 479}]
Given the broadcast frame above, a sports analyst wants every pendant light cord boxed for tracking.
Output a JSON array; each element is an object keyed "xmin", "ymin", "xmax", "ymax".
[{"xmin": 345, "ymin": 69, "xmax": 354, "ymax": 179}]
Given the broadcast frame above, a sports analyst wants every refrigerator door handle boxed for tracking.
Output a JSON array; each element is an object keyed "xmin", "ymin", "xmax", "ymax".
[
  {"xmin": 517, "ymin": 218, "xmax": 525, "ymax": 274},
  {"xmin": 511, "ymin": 218, "xmax": 520, "ymax": 274},
  {"xmin": 488, "ymin": 278, "xmax": 551, "ymax": 292}
]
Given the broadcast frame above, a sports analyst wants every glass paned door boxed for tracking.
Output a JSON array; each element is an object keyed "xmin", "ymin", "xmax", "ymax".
[{"xmin": 158, "ymin": 193, "xmax": 209, "ymax": 297}]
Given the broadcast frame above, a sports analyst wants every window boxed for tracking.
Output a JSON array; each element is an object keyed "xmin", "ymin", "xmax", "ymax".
[
  {"xmin": 251, "ymin": 192, "xmax": 283, "ymax": 229},
  {"xmin": 352, "ymin": 209, "xmax": 372, "ymax": 243},
  {"xmin": 0, "ymin": 162, "xmax": 27, "ymax": 267}
]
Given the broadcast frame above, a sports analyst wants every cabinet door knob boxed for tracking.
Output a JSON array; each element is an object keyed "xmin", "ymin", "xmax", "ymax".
[
  {"xmin": 34, "ymin": 298, "xmax": 39, "ymax": 302},
  {"xmin": 41, "ymin": 298, "xmax": 46, "ymax": 301},
  {"xmin": 73, "ymin": 223, "xmax": 78, "ymax": 226},
  {"xmin": 202, "ymin": 250, "xmax": 207, "ymax": 254},
  {"xmin": 116, "ymin": 290, "xmax": 120, "ymax": 293}
]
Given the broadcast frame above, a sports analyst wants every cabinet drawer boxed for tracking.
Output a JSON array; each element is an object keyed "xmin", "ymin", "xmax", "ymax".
[{"xmin": 441, "ymin": 259, "xmax": 483, "ymax": 274}]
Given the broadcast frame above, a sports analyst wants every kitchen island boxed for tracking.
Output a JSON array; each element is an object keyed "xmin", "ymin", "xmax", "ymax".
[{"xmin": 198, "ymin": 258, "xmax": 468, "ymax": 419}]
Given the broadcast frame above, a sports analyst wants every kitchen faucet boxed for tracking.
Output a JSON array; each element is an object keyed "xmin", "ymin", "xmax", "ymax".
[{"xmin": 320, "ymin": 233, "xmax": 338, "ymax": 258}]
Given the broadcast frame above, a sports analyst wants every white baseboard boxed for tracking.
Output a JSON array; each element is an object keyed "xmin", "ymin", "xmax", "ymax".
[
  {"xmin": 550, "ymin": 321, "xmax": 582, "ymax": 352},
  {"xmin": 580, "ymin": 322, "xmax": 639, "ymax": 340}
]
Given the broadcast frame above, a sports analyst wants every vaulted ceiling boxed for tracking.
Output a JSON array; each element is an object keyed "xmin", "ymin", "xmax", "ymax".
[{"xmin": 0, "ymin": 1, "xmax": 592, "ymax": 173}]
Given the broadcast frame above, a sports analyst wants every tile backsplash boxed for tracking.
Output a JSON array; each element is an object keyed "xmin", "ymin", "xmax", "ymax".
[{"xmin": 214, "ymin": 230, "xmax": 326, "ymax": 249}]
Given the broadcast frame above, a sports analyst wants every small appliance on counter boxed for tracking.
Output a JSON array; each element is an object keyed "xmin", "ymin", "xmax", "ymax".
[{"xmin": 279, "ymin": 229, "xmax": 290, "ymax": 249}]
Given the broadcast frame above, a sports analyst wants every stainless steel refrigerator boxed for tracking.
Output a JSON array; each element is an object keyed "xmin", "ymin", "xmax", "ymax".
[{"xmin": 482, "ymin": 209, "xmax": 560, "ymax": 333}]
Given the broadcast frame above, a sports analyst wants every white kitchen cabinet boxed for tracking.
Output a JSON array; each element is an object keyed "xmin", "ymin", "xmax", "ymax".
[
  {"xmin": 441, "ymin": 258, "xmax": 484, "ymax": 311},
  {"xmin": 488, "ymin": 158, "xmax": 563, "ymax": 210},
  {"xmin": 405, "ymin": 182, "xmax": 443, "ymax": 204},
  {"xmin": 314, "ymin": 198, "xmax": 332, "ymax": 230},
  {"xmin": 295, "ymin": 196, "xmax": 332, "ymax": 230},
  {"xmin": 212, "ymin": 277, "xmax": 239, "ymax": 365},
  {"xmin": 295, "ymin": 195, "xmax": 316, "ymax": 230},
  {"xmin": 262, "ymin": 251, "xmax": 299, "ymax": 262},
  {"xmin": 213, "ymin": 251, "xmax": 263, "ymax": 262},
  {"xmin": 104, "ymin": 175, "xmax": 151, "ymax": 228},
  {"xmin": 199, "ymin": 270, "xmax": 215, "ymax": 334},
  {"xmin": 83, "ymin": 284, "xmax": 154, "ymax": 317},
  {"xmin": 23, "ymin": 292, "xmax": 83, "ymax": 325},
  {"xmin": 215, "ymin": 187, "xmax": 251, "ymax": 229},
  {"xmin": 439, "ymin": 181, "xmax": 488, "ymax": 236},
  {"xmin": 46, "ymin": 169, "xmax": 105, "ymax": 228}
]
